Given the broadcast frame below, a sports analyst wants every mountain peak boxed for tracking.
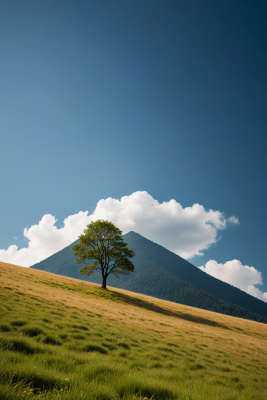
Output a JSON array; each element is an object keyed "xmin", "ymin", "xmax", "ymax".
[{"xmin": 31, "ymin": 230, "xmax": 267, "ymax": 322}]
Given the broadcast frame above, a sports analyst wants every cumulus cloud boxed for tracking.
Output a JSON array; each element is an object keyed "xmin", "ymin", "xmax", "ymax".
[
  {"xmin": 0, "ymin": 191, "xmax": 238, "ymax": 267},
  {"xmin": 91, "ymin": 191, "xmax": 238, "ymax": 259},
  {"xmin": 199, "ymin": 260, "xmax": 267, "ymax": 302},
  {"xmin": 0, "ymin": 212, "xmax": 91, "ymax": 268}
]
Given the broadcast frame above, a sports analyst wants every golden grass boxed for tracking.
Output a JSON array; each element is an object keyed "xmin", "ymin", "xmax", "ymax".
[{"xmin": 1, "ymin": 260, "xmax": 266, "ymax": 366}]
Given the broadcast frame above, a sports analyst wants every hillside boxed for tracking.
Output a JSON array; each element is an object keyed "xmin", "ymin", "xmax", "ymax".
[
  {"xmin": 31, "ymin": 231, "xmax": 267, "ymax": 322},
  {"xmin": 1, "ymin": 261, "xmax": 267, "ymax": 399}
]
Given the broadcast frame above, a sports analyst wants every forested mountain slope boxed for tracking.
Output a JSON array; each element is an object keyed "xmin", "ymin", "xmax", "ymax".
[{"xmin": 31, "ymin": 231, "xmax": 267, "ymax": 322}]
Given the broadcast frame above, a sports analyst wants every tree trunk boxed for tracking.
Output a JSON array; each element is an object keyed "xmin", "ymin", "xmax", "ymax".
[{"xmin": 101, "ymin": 275, "xmax": 107, "ymax": 289}]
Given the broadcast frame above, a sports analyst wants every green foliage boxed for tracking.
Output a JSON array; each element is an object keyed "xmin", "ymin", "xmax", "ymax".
[
  {"xmin": 20, "ymin": 326, "xmax": 44, "ymax": 337},
  {"xmin": 0, "ymin": 337, "xmax": 43, "ymax": 355},
  {"xmin": 43, "ymin": 335, "xmax": 62, "ymax": 346},
  {"xmin": 0, "ymin": 324, "xmax": 11, "ymax": 332},
  {"xmin": 10, "ymin": 320, "xmax": 28, "ymax": 327},
  {"xmin": 72, "ymin": 220, "xmax": 135, "ymax": 288},
  {"xmin": 82, "ymin": 344, "xmax": 107, "ymax": 354}
]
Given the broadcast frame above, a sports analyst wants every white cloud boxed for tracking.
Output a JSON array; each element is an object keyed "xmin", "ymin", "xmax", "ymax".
[
  {"xmin": 91, "ymin": 192, "xmax": 238, "ymax": 259},
  {"xmin": 247, "ymin": 286, "xmax": 267, "ymax": 302},
  {"xmin": 199, "ymin": 260, "xmax": 267, "ymax": 302},
  {"xmin": 0, "ymin": 212, "xmax": 91, "ymax": 268},
  {"xmin": 0, "ymin": 191, "xmax": 238, "ymax": 267},
  {"xmin": 228, "ymin": 216, "xmax": 239, "ymax": 224}
]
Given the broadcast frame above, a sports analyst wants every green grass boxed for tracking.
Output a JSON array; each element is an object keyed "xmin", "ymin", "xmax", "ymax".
[{"xmin": 0, "ymin": 266, "xmax": 267, "ymax": 399}]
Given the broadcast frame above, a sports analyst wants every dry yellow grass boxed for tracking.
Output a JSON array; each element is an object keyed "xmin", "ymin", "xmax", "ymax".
[{"xmin": 1, "ymin": 260, "xmax": 267, "ymax": 367}]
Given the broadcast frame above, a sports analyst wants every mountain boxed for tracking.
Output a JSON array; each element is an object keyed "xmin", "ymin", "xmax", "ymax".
[{"xmin": 31, "ymin": 231, "xmax": 267, "ymax": 322}]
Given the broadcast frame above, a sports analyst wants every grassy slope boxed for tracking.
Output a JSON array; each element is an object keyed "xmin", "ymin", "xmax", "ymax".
[{"xmin": 1, "ymin": 261, "xmax": 267, "ymax": 400}]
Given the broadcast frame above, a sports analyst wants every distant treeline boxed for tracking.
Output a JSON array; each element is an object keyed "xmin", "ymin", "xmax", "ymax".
[{"xmin": 122, "ymin": 264, "xmax": 267, "ymax": 324}]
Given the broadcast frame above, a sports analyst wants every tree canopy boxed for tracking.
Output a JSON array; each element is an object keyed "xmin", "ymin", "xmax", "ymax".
[{"xmin": 72, "ymin": 220, "xmax": 135, "ymax": 289}]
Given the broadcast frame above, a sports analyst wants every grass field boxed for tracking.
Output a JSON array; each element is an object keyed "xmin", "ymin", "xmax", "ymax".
[{"xmin": 0, "ymin": 261, "xmax": 267, "ymax": 399}]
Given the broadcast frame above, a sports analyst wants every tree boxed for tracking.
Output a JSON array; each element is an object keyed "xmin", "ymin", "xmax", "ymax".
[{"xmin": 72, "ymin": 220, "xmax": 135, "ymax": 289}]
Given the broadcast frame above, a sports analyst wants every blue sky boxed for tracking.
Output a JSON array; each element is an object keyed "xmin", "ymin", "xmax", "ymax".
[{"xmin": 1, "ymin": 1, "xmax": 266, "ymax": 295}]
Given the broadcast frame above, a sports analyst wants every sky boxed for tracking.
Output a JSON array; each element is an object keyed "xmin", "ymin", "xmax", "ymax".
[{"xmin": 0, "ymin": 1, "xmax": 266, "ymax": 300}]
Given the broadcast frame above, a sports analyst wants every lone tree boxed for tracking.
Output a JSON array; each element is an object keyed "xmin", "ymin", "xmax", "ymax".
[{"xmin": 72, "ymin": 220, "xmax": 135, "ymax": 289}]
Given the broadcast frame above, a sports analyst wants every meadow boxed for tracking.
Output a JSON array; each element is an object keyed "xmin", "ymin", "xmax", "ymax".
[{"xmin": 0, "ymin": 261, "xmax": 267, "ymax": 399}]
